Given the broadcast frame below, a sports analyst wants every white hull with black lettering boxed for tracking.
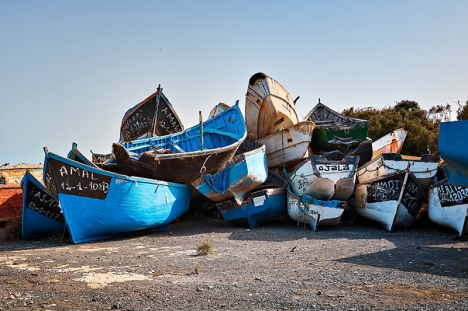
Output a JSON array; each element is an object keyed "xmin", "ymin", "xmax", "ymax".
[
  {"xmin": 289, "ymin": 155, "xmax": 359, "ymax": 201},
  {"xmin": 355, "ymin": 170, "xmax": 425, "ymax": 231},
  {"xmin": 428, "ymin": 179, "xmax": 468, "ymax": 236}
]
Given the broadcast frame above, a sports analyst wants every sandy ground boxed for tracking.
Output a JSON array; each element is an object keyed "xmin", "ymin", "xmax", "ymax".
[{"xmin": 0, "ymin": 212, "xmax": 468, "ymax": 311}]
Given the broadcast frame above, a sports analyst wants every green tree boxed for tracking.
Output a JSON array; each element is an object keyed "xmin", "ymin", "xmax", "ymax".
[
  {"xmin": 342, "ymin": 100, "xmax": 445, "ymax": 156},
  {"xmin": 456, "ymin": 100, "xmax": 468, "ymax": 120}
]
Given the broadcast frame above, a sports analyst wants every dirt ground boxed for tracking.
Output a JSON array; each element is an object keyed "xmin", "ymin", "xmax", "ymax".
[{"xmin": 1, "ymin": 211, "xmax": 467, "ymax": 311}]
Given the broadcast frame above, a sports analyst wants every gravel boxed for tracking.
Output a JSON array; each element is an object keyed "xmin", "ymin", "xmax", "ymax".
[{"xmin": 0, "ymin": 213, "xmax": 467, "ymax": 311}]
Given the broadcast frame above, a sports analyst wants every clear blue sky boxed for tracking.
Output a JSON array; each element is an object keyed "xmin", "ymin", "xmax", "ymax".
[{"xmin": 1, "ymin": 0, "xmax": 467, "ymax": 165}]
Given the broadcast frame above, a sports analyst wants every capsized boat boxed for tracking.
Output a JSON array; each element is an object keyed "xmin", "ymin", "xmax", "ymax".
[
  {"xmin": 354, "ymin": 170, "xmax": 425, "ymax": 231},
  {"xmin": 287, "ymin": 184, "xmax": 347, "ymax": 231},
  {"xmin": 43, "ymin": 146, "xmax": 192, "ymax": 244},
  {"xmin": 438, "ymin": 120, "xmax": 468, "ymax": 186},
  {"xmin": 113, "ymin": 101, "xmax": 247, "ymax": 183},
  {"xmin": 289, "ymin": 155, "xmax": 359, "ymax": 201},
  {"xmin": 372, "ymin": 128, "xmax": 407, "ymax": 158},
  {"xmin": 217, "ymin": 170, "xmax": 287, "ymax": 228},
  {"xmin": 304, "ymin": 99, "xmax": 370, "ymax": 153},
  {"xmin": 21, "ymin": 171, "xmax": 64, "ymax": 238},
  {"xmin": 0, "ymin": 163, "xmax": 43, "ymax": 222},
  {"xmin": 191, "ymin": 139, "xmax": 268, "ymax": 205},
  {"xmin": 357, "ymin": 153, "xmax": 440, "ymax": 191},
  {"xmin": 257, "ymin": 121, "xmax": 315, "ymax": 169},
  {"xmin": 119, "ymin": 84, "xmax": 184, "ymax": 143},
  {"xmin": 245, "ymin": 72, "xmax": 298, "ymax": 140}
]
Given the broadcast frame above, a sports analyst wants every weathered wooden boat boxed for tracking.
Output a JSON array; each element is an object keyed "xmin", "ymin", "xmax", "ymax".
[
  {"xmin": 438, "ymin": 120, "xmax": 468, "ymax": 186},
  {"xmin": 372, "ymin": 128, "xmax": 407, "ymax": 157},
  {"xmin": 357, "ymin": 153, "xmax": 440, "ymax": 191},
  {"xmin": 21, "ymin": 171, "xmax": 65, "ymax": 238},
  {"xmin": 287, "ymin": 184, "xmax": 347, "ymax": 231},
  {"xmin": 90, "ymin": 151, "xmax": 119, "ymax": 172},
  {"xmin": 313, "ymin": 137, "xmax": 372, "ymax": 167},
  {"xmin": 191, "ymin": 140, "xmax": 267, "ymax": 205},
  {"xmin": 304, "ymin": 99, "xmax": 370, "ymax": 153},
  {"xmin": 0, "ymin": 163, "xmax": 43, "ymax": 222},
  {"xmin": 43, "ymin": 147, "xmax": 192, "ymax": 244},
  {"xmin": 113, "ymin": 101, "xmax": 247, "ymax": 183},
  {"xmin": 119, "ymin": 85, "xmax": 184, "ymax": 143},
  {"xmin": 428, "ymin": 178, "xmax": 468, "ymax": 236},
  {"xmin": 289, "ymin": 155, "xmax": 359, "ymax": 201},
  {"xmin": 354, "ymin": 170, "xmax": 425, "ymax": 231},
  {"xmin": 217, "ymin": 170, "xmax": 288, "ymax": 228},
  {"xmin": 257, "ymin": 121, "xmax": 315, "ymax": 169},
  {"xmin": 245, "ymin": 72, "xmax": 299, "ymax": 140},
  {"xmin": 208, "ymin": 102, "xmax": 230, "ymax": 119}
]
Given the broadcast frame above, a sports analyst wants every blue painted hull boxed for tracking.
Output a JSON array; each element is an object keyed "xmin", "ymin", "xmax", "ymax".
[
  {"xmin": 191, "ymin": 140, "xmax": 268, "ymax": 205},
  {"xmin": 218, "ymin": 170, "xmax": 287, "ymax": 228},
  {"xmin": 439, "ymin": 120, "xmax": 468, "ymax": 186},
  {"xmin": 21, "ymin": 171, "xmax": 65, "ymax": 238},
  {"xmin": 44, "ymin": 151, "xmax": 192, "ymax": 244}
]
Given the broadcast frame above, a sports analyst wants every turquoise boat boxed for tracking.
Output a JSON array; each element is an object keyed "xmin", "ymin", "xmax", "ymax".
[
  {"xmin": 21, "ymin": 171, "xmax": 65, "ymax": 238},
  {"xmin": 43, "ymin": 147, "xmax": 192, "ymax": 244},
  {"xmin": 190, "ymin": 139, "xmax": 268, "ymax": 205},
  {"xmin": 217, "ymin": 170, "xmax": 287, "ymax": 228}
]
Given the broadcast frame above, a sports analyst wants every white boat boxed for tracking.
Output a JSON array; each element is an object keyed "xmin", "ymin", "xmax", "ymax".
[
  {"xmin": 245, "ymin": 72, "xmax": 298, "ymax": 140},
  {"xmin": 428, "ymin": 178, "xmax": 468, "ymax": 236},
  {"xmin": 287, "ymin": 184, "xmax": 347, "ymax": 231},
  {"xmin": 355, "ymin": 170, "xmax": 425, "ymax": 231},
  {"xmin": 372, "ymin": 128, "xmax": 407, "ymax": 158},
  {"xmin": 257, "ymin": 121, "xmax": 315, "ymax": 169},
  {"xmin": 357, "ymin": 153, "xmax": 440, "ymax": 191},
  {"xmin": 289, "ymin": 155, "xmax": 359, "ymax": 201}
]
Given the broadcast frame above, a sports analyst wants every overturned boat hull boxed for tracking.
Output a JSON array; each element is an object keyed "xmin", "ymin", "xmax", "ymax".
[{"xmin": 438, "ymin": 120, "xmax": 468, "ymax": 186}]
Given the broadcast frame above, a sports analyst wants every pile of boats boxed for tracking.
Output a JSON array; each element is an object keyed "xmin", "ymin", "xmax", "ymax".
[{"xmin": 2, "ymin": 74, "xmax": 468, "ymax": 244}]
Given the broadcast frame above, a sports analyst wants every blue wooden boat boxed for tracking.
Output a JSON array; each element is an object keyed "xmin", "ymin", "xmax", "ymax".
[
  {"xmin": 43, "ymin": 147, "xmax": 192, "ymax": 244},
  {"xmin": 217, "ymin": 170, "xmax": 287, "ymax": 228},
  {"xmin": 439, "ymin": 120, "xmax": 468, "ymax": 186},
  {"xmin": 287, "ymin": 184, "xmax": 347, "ymax": 231},
  {"xmin": 191, "ymin": 139, "xmax": 268, "ymax": 205},
  {"xmin": 113, "ymin": 101, "xmax": 247, "ymax": 183},
  {"xmin": 119, "ymin": 84, "xmax": 184, "ymax": 143},
  {"xmin": 21, "ymin": 171, "xmax": 65, "ymax": 238}
]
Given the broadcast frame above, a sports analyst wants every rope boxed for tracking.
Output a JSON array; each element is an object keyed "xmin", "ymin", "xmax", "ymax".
[{"xmin": 356, "ymin": 161, "xmax": 438, "ymax": 177}]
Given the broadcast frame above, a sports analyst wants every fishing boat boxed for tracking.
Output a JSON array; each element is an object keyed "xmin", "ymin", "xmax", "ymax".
[
  {"xmin": 217, "ymin": 170, "xmax": 288, "ymax": 228},
  {"xmin": 119, "ymin": 85, "xmax": 184, "ymax": 143},
  {"xmin": 43, "ymin": 147, "xmax": 192, "ymax": 244},
  {"xmin": 287, "ymin": 184, "xmax": 347, "ymax": 231},
  {"xmin": 357, "ymin": 153, "xmax": 440, "ymax": 191},
  {"xmin": 428, "ymin": 178, "xmax": 468, "ymax": 236},
  {"xmin": 208, "ymin": 102, "xmax": 230, "ymax": 119},
  {"xmin": 354, "ymin": 170, "xmax": 425, "ymax": 231},
  {"xmin": 21, "ymin": 171, "xmax": 64, "ymax": 238},
  {"xmin": 191, "ymin": 139, "xmax": 267, "ymax": 205},
  {"xmin": 372, "ymin": 128, "xmax": 407, "ymax": 157},
  {"xmin": 0, "ymin": 163, "xmax": 43, "ymax": 222},
  {"xmin": 257, "ymin": 121, "xmax": 315, "ymax": 169},
  {"xmin": 438, "ymin": 120, "xmax": 468, "ymax": 186},
  {"xmin": 289, "ymin": 155, "xmax": 359, "ymax": 201},
  {"xmin": 113, "ymin": 101, "xmax": 247, "ymax": 183},
  {"xmin": 304, "ymin": 99, "xmax": 370, "ymax": 153},
  {"xmin": 245, "ymin": 72, "xmax": 298, "ymax": 140},
  {"xmin": 314, "ymin": 137, "xmax": 372, "ymax": 167}
]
